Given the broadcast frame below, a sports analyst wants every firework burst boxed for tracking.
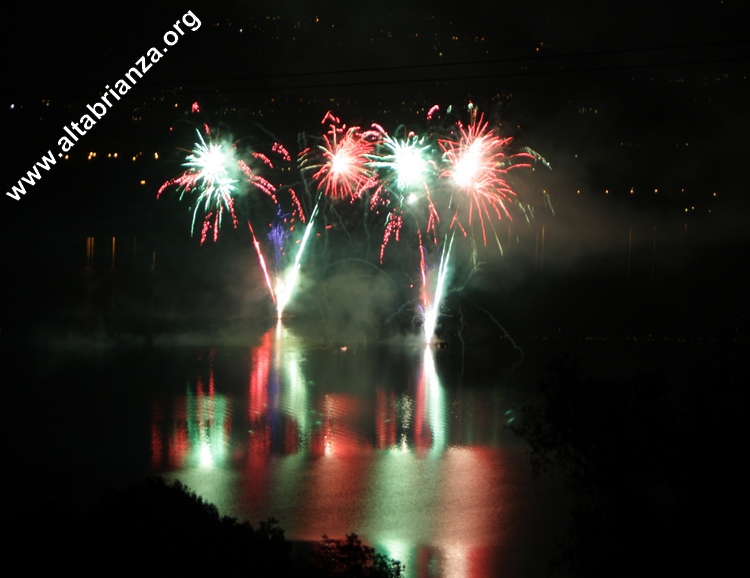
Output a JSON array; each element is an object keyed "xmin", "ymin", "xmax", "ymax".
[
  {"xmin": 158, "ymin": 128, "xmax": 241, "ymax": 243},
  {"xmin": 368, "ymin": 126, "xmax": 440, "ymax": 262},
  {"xmin": 370, "ymin": 129, "xmax": 435, "ymax": 196},
  {"xmin": 159, "ymin": 126, "xmax": 281, "ymax": 244},
  {"xmin": 300, "ymin": 112, "xmax": 381, "ymax": 202},
  {"xmin": 438, "ymin": 108, "xmax": 533, "ymax": 245}
]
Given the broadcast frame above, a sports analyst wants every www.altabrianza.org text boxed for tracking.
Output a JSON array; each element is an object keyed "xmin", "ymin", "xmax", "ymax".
[{"xmin": 6, "ymin": 10, "xmax": 201, "ymax": 201}]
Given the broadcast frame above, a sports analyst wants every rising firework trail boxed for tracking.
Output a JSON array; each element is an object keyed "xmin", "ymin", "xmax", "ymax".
[
  {"xmin": 275, "ymin": 196, "xmax": 321, "ymax": 320},
  {"xmin": 422, "ymin": 232, "xmax": 455, "ymax": 344},
  {"xmin": 247, "ymin": 220, "xmax": 276, "ymax": 305}
]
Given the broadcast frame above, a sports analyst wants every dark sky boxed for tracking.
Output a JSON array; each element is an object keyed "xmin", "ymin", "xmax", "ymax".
[{"xmin": 4, "ymin": 1, "xmax": 747, "ymax": 91}]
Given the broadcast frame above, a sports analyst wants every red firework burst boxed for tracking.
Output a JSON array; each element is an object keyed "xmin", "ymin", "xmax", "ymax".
[
  {"xmin": 438, "ymin": 111, "xmax": 532, "ymax": 244},
  {"xmin": 301, "ymin": 112, "xmax": 381, "ymax": 201}
]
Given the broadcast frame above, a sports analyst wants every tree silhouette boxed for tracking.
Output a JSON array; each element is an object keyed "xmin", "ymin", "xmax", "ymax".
[
  {"xmin": 24, "ymin": 476, "xmax": 403, "ymax": 577},
  {"xmin": 80, "ymin": 477, "xmax": 291, "ymax": 575},
  {"xmin": 314, "ymin": 533, "xmax": 403, "ymax": 578}
]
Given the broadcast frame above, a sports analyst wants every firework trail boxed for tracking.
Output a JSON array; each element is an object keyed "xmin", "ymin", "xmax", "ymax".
[
  {"xmin": 275, "ymin": 197, "xmax": 321, "ymax": 319},
  {"xmin": 248, "ymin": 220, "xmax": 276, "ymax": 305},
  {"xmin": 422, "ymin": 231, "xmax": 455, "ymax": 344},
  {"xmin": 438, "ymin": 106, "xmax": 534, "ymax": 247},
  {"xmin": 254, "ymin": 191, "xmax": 308, "ymax": 311}
]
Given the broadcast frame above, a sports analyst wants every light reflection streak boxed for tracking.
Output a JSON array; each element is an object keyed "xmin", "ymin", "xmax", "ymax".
[
  {"xmin": 376, "ymin": 388, "xmax": 397, "ymax": 449},
  {"xmin": 185, "ymin": 353, "xmax": 229, "ymax": 469},
  {"xmin": 248, "ymin": 331, "xmax": 272, "ymax": 461},
  {"xmin": 433, "ymin": 447, "xmax": 505, "ymax": 578},
  {"xmin": 276, "ymin": 322, "xmax": 311, "ymax": 452},
  {"xmin": 151, "ymin": 349, "xmax": 231, "ymax": 470}
]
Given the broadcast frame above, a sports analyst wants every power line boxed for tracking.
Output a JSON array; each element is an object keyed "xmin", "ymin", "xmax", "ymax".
[{"xmin": 3, "ymin": 43, "xmax": 747, "ymax": 105}]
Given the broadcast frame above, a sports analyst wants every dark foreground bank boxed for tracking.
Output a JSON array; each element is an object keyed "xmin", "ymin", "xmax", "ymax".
[{"xmin": 12, "ymin": 476, "xmax": 403, "ymax": 577}]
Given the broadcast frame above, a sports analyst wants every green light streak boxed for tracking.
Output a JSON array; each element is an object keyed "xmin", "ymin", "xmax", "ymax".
[
  {"xmin": 424, "ymin": 347, "xmax": 446, "ymax": 455},
  {"xmin": 276, "ymin": 199, "xmax": 320, "ymax": 319},
  {"xmin": 423, "ymin": 232, "xmax": 455, "ymax": 343}
]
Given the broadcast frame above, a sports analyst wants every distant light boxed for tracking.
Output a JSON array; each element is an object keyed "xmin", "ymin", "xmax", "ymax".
[
  {"xmin": 140, "ymin": 180, "xmax": 146, "ymax": 185},
  {"xmin": 154, "ymin": 152, "xmax": 159, "ymax": 160},
  {"xmin": 9, "ymin": 104, "xmax": 14, "ymax": 110}
]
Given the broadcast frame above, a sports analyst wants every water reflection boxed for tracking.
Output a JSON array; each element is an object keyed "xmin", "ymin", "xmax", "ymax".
[
  {"xmin": 149, "ymin": 324, "xmax": 554, "ymax": 577},
  {"xmin": 151, "ymin": 347, "xmax": 232, "ymax": 470}
]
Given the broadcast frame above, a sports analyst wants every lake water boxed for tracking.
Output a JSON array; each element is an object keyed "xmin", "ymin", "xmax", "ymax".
[{"xmin": 7, "ymin": 324, "xmax": 570, "ymax": 577}]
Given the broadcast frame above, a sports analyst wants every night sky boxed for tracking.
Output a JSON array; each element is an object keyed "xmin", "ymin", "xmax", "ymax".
[{"xmin": 2, "ymin": 0, "xmax": 748, "ymax": 342}]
